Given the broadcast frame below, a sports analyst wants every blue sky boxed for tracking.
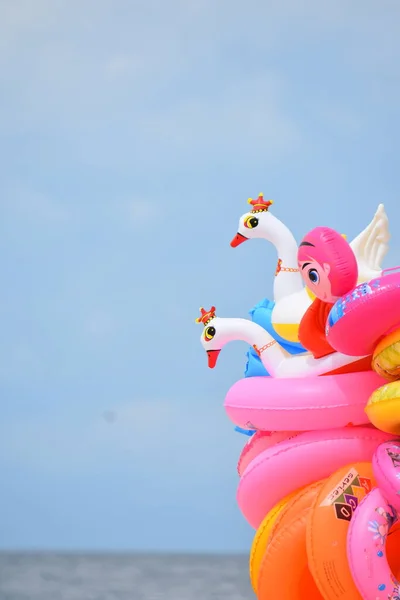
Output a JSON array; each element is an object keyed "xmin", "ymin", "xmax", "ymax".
[{"xmin": 1, "ymin": 0, "xmax": 400, "ymax": 553}]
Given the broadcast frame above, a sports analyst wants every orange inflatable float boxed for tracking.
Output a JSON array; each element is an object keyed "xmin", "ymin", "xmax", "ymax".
[
  {"xmin": 249, "ymin": 489, "xmax": 296, "ymax": 593},
  {"xmin": 251, "ymin": 463, "xmax": 400, "ymax": 599},
  {"xmin": 307, "ymin": 462, "xmax": 375, "ymax": 599},
  {"xmin": 256, "ymin": 480, "xmax": 325, "ymax": 600}
]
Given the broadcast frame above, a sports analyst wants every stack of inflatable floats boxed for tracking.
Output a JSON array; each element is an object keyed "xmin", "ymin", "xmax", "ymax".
[{"xmin": 196, "ymin": 194, "xmax": 400, "ymax": 600}]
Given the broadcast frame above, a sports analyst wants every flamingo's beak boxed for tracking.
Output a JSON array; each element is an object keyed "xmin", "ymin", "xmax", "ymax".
[
  {"xmin": 230, "ymin": 233, "xmax": 248, "ymax": 247},
  {"xmin": 207, "ymin": 349, "xmax": 221, "ymax": 368}
]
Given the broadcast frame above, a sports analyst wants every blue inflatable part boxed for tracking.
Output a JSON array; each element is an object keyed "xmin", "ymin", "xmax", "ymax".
[
  {"xmin": 244, "ymin": 349, "xmax": 270, "ymax": 377},
  {"xmin": 234, "ymin": 426, "xmax": 256, "ymax": 436},
  {"xmin": 249, "ymin": 298, "xmax": 305, "ymax": 351},
  {"xmin": 244, "ymin": 298, "xmax": 306, "ymax": 378}
]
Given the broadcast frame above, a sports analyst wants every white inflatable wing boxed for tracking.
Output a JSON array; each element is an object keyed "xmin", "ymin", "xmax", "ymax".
[{"xmin": 349, "ymin": 204, "xmax": 390, "ymax": 283}]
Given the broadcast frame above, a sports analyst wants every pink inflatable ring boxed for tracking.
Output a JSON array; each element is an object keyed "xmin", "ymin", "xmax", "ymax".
[
  {"xmin": 225, "ymin": 371, "xmax": 385, "ymax": 432},
  {"xmin": 237, "ymin": 426, "xmax": 394, "ymax": 529},
  {"xmin": 347, "ymin": 487, "xmax": 400, "ymax": 600},
  {"xmin": 237, "ymin": 431, "xmax": 300, "ymax": 477},
  {"xmin": 326, "ymin": 268, "xmax": 400, "ymax": 356},
  {"xmin": 373, "ymin": 441, "xmax": 400, "ymax": 512}
]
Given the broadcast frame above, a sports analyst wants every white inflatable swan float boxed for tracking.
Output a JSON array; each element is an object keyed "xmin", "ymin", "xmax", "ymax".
[
  {"xmin": 196, "ymin": 307, "xmax": 366, "ymax": 378},
  {"xmin": 230, "ymin": 195, "xmax": 390, "ymax": 344}
]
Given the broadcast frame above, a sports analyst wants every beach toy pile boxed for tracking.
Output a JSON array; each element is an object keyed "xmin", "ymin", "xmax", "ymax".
[{"xmin": 196, "ymin": 194, "xmax": 400, "ymax": 599}]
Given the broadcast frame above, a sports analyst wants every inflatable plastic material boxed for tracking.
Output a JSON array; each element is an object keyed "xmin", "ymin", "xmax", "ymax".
[
  {"xmin": 248, "ymin": 298, "xmax": 306, "ymax": 353},
  {"xmin": 234, "ymin": 426, "xmax": 256, "ymax": 436},
  {"xmin": 297, "ymin": 226, "xmax": 358, "ymax": 361},
  {"xmin": 195, "ymin": 195, "xmax": 397, "ymax": 598},
  {"xmin": 373, "ymin": 328, "xmax": 400, "ymax": 381},
  {"xmin": 237, "ymin": 431, "xmax": 300, "ymax": 477},
  {"xmin": 257, "ymin": 509, "xmax": 323, "ymax": 600},
  {"xmin": 197, "ymin": 307, "xmax": 368, "ymax": 378},
  {"xmin": 256, "ymin": 481, "xmax": 324, "ymax": 599},
  {"xmin": 366, "ymin": 382, "xmax": 400, "ymax": 435},
  {"xmin": 245, "ymin": 297, "xmax": 305, "ymax": 378},
  {"xmin": 326, "ymin": 268, "xmax": 400, "ymax": 357},
  {"xmin": 249, "ymin": 489, "xmax": 299, "ymax": 593},
  {"xmin": 225, "ymin": 371, "xmax": 385, "ymax": 432},
  {"xmin": 298, "ymin": 227, "xmax": 358, "ymax": 303},
  {"xmin": 347, "ymin": 487, "xmax": 400, "ymax": 600},
  {"xmin": 307, "ymin": 462, "xmax": 375, "ymax": 600},
  {"xmin": 230, "ymin": 193, "xmax": 312, "ymax": 343},
  {"xmin": 237, "ymin": 426, "xmax": 395, "ymax": 529},
  {"xmin": 298, "ymin": 299, "xmax": 337, "ymax": 360},
  {"xmin": 373, "ymin": 441, "xmax": 400, "ymax": 512},
  {"xmin": 230, "ymin": 197, "xmax": 389, "ymax": 344}
]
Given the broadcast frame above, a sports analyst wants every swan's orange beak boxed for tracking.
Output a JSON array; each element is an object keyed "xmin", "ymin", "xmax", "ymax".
[
  {"xmin": 207, "ymin": 349, "xmax": 221, "ymax": 368},
  {"xmin": 230, "ymin": 233, "xmax": 248, "ymax": 247}
]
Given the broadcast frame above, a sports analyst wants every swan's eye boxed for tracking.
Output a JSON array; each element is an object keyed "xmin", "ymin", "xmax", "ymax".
[
  {"xmin": 204, "ymin": 326, "xmax": 216, "ymax": 341},
  {"xmin": 308, "ymin": 268, "xmax": 320, "ymax": 284},
  {"xmin": 244, "ymin": 216, "xmax": 259, "ymax": 229}
]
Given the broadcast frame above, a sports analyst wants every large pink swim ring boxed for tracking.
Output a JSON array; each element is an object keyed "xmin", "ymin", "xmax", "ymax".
[
  {"xmin": 225, "ymin": 371, "xmax": 385, "ymax": 432},
  {"xmin": 237, "ymin": 426, "xmax": 394, "ymax": 529},
  {"xmin": 326, "ymin": 268, "xmax": 400, "ymax": 356},
  {"xmin": 237, "ymin": 431, "xmax": 300, "ymax": 477}
]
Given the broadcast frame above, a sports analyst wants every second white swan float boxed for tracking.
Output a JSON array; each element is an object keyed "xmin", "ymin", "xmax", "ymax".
[{"xmin": 196, "ymin": 306, "xmax": 369, "ymax": 378}]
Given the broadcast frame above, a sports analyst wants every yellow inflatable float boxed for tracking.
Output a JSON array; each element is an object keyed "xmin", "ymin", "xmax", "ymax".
[
  {"xmin": 372, "ymin": 327, "xmax": 400, "ymax": 381},
  {"xmin": 367, "ymin": 325, "xmax": 400, "ymax": 434},
  {"xmin": 365, "ymin": 381, "xmax": 400, "ymax": 435}
]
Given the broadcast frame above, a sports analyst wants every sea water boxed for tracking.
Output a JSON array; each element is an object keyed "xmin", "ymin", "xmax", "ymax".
[{"xmin": 0, "ymin": 552, "xmax": 253, "ymax": 599}]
